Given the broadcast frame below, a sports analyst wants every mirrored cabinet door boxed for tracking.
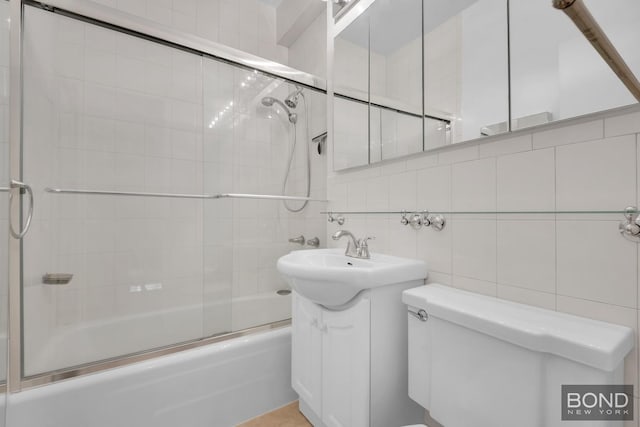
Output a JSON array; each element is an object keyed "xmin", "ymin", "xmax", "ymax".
[
  {"xmin": 510, "ymin": 0, "xmax": 640, "ymax": 129},
  {"xmin": 369, "ymin": 0, "xmax": 423, "ymax": 163},
  {"xmin": 334, "ymin": 10, "xmax": 369, "ymax": 101},
  {"xmin": 423, "ymin": 0, "xmax": 509, "ymax": 145},
  {"xmin": 334, "ymin": 8, "xmax": 369, "ymax": 170},
  {"xmin": 334, "ymin": 97, "xmax": 369, "ymax": 169},
  {"xmin": 332, "ymin": 0, "xmax": 639, "ymax": 171}
]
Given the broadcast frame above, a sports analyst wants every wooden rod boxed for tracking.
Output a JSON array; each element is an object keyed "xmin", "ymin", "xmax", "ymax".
[{"xmin": 553, "ymin": 0, "xmax": 640, "ymax": 102}]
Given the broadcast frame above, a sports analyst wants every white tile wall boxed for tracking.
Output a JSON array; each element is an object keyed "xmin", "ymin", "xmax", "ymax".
[
  {"xmin": 288, "ymin": 12, "xmax": 326, "ymax": 78},
  {"xmin": 556, "ymin": 135, "xmax": 636, "ymax": 210},
  {"xmin": 89, "ymin": 0, "xmax": 288, "ymax": 65},
  {"xmin": 451, "ymin": 157, "xmax": 496, "ymax": 211},
  {"xmin": 497, "ymin": 148, "xmax": 554, "ymax": 211},
  {"xmin": 327, "ymin": 104, "xmax": 640, "ymax": 397}
]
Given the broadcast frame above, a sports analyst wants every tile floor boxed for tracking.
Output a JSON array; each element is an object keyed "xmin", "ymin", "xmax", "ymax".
[{"xmin": 237, "ymin": 401, "xmax": 312, "ymax": 427}]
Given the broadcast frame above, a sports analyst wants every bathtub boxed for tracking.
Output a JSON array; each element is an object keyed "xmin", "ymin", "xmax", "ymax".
[
  {"xmin": 8, "ymin": 327, "xmax": 296, "ymax": 427},
  {"xmin": 25, "ymin": 291, "xmax": 292, "ymax": 375}
]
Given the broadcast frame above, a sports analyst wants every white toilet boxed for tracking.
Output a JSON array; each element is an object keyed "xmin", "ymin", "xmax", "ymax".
[{"xmin": 402, "ymin": 284, "xmax": 634, "ymax": 427}]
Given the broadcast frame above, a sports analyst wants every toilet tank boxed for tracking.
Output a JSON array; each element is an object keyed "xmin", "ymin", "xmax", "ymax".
[{"xmin": 402, "ymin": 284, "xmax": 634, "ymax": 427}]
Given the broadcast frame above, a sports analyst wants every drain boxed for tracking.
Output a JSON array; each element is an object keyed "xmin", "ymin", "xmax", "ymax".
[{"xmin": 276, "ymin": 289, "xmax": 292, "ymax": 296}]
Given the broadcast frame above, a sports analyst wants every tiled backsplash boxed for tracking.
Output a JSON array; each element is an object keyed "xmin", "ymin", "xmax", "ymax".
[{"xmin": 326, "ymin": 106, "xmax": 640, "ymax": 417}]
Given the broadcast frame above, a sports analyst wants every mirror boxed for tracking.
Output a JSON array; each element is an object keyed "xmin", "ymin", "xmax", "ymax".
[
  {"xmin": 333, "ymin": 7, "xmax": 369, "ymax": 169},
  {"xmin": 369, "ymin": 0, "xmax": 423, "ymax": 163},
  {"xmin": 333, "ymin": 0, "xmax": 509, "ymax": 171},
  {"xmin": 333, "ymin": 0, "xmax": 425, "ymax": 170},
  {"xmin": 333, "ymin": 0, "xmax": 639, "ymax": 171},
  {"xmin": 510, "ymin": 0, "xmax": 640, "ymax": 129},
  {"xmin": 423, "ymin": 0, "xmax": 508, "ymax": 145}
]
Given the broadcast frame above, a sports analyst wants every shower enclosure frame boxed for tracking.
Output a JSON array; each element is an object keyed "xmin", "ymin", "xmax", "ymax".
[{"xmin": 5, "ymin": 0, "xmax": 328, "ymax": 393}]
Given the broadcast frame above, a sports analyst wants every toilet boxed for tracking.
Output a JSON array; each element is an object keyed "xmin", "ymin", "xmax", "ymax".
[{"xmin": 402, "ymin": 284, "xmax": 634, "ymax": 427}]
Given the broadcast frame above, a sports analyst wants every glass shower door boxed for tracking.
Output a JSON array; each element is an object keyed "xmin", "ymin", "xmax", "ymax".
[{"xmin": 20, "ymin": 5, "xmax": 231, "ymax": 377}]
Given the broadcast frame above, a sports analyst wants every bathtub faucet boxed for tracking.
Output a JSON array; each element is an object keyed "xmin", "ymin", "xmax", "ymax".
[{"xmin": 331, "ymin": 230, "xmax": 374, "ymax": 259}]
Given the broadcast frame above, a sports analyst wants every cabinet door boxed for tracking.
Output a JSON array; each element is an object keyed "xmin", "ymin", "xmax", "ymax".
[
  {"xmin": 292, "ymin": 292, "xmax": 323, "ymax": 416},
  {"xmin": 321, "ymin": 298, "xmax": 370, "ymax": 427}
]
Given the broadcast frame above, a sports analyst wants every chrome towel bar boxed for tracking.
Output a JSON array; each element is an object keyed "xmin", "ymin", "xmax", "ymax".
[
  {"xmin": 44, "ymin": 187, "xmax": 327, "ymax": 202},
  {"xmin": 0, "ymin": 187, "xmax": 8, "ymax": 192}
]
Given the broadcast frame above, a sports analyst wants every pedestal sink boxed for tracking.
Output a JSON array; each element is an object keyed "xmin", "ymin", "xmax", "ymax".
[
  {"xmin": 277, "ymin": 248, "xmax": 428, "ymax": 308},
  {"xmin": 278, "ymin": 248, "xmax": 428, "ymax": 426}
]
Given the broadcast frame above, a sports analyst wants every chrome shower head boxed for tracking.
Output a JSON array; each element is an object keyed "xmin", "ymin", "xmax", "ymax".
[
  {"xmin": 284, "ymin": 86, "xmax": 303, "ymax": 109},
  {"xmin": 261, "ymin": 96, "xmax": 297, "ymax": 124}
]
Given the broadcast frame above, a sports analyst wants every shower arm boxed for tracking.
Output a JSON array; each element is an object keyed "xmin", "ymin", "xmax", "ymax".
[{"xmin": 552, "ymin": 0, "xmax": 640, "ymax": 102}]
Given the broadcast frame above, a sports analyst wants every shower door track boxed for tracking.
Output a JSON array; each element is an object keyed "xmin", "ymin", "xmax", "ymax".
[{"xmin": 19, "ymin": 319, "xmax": 292, "ymax": 391}]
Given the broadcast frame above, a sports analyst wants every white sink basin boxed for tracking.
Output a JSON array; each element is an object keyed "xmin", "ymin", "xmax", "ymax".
[{"xmin": 277, "ymin": 248, "xmax": 427, "ymax": 307}]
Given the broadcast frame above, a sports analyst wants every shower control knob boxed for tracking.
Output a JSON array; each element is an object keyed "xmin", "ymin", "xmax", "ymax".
[{"xmin": 288, "ymin": 235, "xmax": 305, "ymax": 245}]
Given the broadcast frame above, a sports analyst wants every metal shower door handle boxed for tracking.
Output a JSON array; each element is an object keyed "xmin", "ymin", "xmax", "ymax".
[{"xmin": 9, "ymin": 179, "xmax": 34, "ymax": 239}]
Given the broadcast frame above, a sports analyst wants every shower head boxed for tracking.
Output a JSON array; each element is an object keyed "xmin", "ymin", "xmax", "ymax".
[
  {"xmin": 284, "ymin": 86, "xmax": 303, "ymax": 109},
  {"xmin": 261, "ymin": 96, "xmax": 297, "ymax": 124}
]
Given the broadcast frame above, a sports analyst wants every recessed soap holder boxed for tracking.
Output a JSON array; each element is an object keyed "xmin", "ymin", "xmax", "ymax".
[
  {"xmin": 42, "ymin": 273, "xmax": 73, "ymax": 285},
  {"xmin": 400, "ymin": 211, "xmax": 445, "ymax": 231}
]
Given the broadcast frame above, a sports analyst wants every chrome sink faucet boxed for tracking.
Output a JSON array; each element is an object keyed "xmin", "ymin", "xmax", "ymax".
[{"xmin": 332, "ymin": 230, "xmax": 374, "ymax": 259}]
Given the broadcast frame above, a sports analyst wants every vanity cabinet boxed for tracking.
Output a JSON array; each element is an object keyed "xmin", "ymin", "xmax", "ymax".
[
  {"xmin": 292, "ymin": 293, "xmax": 370, "ymax": 426},
  {"xmin": 291, "ymin": 284, "xmax": 424, "ymax": 427}
]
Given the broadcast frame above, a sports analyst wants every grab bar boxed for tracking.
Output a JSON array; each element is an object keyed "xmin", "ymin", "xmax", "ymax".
[
  {"xmin": 553, "ymin": 0, "xmax": 640, "ymax": 102},
  {"xmin": 44, "ymin": 187, "xmax": 327, "ymax": 202},
  {"xmin": 0, "ymin": 187, "xmax": 8, "ymax": 192}
]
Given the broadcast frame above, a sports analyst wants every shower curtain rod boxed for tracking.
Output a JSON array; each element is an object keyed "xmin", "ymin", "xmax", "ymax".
[
  {"xmin": 553, "ymin": 0, "xmax": 640, "ymax": 102},
  {"xmin": 44, "ymin": 187, "xmax": 328, "ymax": 202}
]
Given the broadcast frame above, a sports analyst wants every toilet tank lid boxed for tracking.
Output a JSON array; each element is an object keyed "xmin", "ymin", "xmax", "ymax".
[{"xmin": 402, "ymin": 284, "xmax": 634, "ymax": 371}]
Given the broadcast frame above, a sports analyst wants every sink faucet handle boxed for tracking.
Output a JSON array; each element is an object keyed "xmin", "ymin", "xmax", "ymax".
[{"xmin": 356, "ymin": 236, "xmax": 374, "ymax": 259}]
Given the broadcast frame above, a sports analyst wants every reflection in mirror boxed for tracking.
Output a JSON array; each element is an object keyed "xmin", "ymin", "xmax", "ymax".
[
  {"xmin": 370, "ymin": 108, "xmax": 424, "ymax": 162},
  {"xmin": 334, "ymin": 8, "xmax": 369, "ymax": 170},
  {"xmin": 334, "ymin": 96, "xmax": 369, "ymax": 169},
  {"xmin": 334, "ymin": 9, "xmax": 368, "ymax": 100},
  {"xmin": 510, "ymin": 0, "xmax": 640, "ymax": 129},
  {"xmin": 369, "ymin": 0, "xmax": 423, "ymax": 162},
  {"xmin": 423, "ymin": 0, "xmax": 509, "ymax": 145},
  {"xmin": 368, "ymin": 0, "xmax": 422, "ymax": 113}
]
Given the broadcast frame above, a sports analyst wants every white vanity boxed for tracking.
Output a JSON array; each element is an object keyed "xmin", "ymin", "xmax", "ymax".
[{"xmin": 278, "ymin": 248, "xmax": 427, "ymax": 427}]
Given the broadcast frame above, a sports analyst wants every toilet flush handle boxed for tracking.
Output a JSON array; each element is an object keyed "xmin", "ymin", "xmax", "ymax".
[{"xmin": 408, "ymin": 308, "xmax": 428, "ymax": 322}]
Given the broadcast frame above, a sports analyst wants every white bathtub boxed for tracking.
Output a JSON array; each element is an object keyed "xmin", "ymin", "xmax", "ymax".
[
  {"xmin": 25, "ymin": 291, "xmax": 291, "ymax": 375},
  {"xmin": 8, "ymin": 327, "xmax": 296, "ymax": 427}
]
